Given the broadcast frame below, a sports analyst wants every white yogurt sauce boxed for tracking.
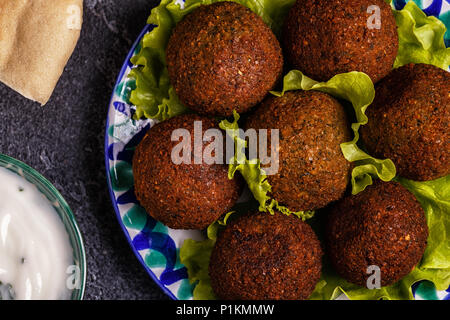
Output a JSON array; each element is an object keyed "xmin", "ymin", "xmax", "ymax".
[{"xmin": 0, "ymin": 167, "xmax": 73, "ymax": 300}]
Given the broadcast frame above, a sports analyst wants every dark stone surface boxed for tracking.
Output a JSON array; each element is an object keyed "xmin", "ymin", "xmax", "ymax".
[{"xmin": 0, "ymin": 0, "xmax": 169, "ymax": 300}]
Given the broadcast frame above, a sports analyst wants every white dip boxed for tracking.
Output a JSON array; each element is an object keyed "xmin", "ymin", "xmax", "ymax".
[{"xmin": 0, "ymin": 167, "xmax": 73, "ymax": 300}]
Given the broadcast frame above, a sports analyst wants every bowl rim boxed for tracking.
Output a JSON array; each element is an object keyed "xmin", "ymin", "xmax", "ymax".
[{"xmin": 0, "ymin": 153, "xmax": 87, "ymax": 300}]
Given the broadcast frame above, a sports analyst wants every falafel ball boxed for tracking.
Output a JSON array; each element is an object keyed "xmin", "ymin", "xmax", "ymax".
[
  {"xmin": 282, "ymin": 0, "xmax": 398, "ymax": 83},
  {"xmin": 245, "ymin": 90, "xmax": 352, "ymax": 212},
  {"xmin": 361, "ymin": 63, "xmax": 450, "ymax": 181},
  {"xmin": 209, "ymin": 212, "xmax": 323, "ymax": 300},
  {"xmin": 326, "ymin": 180, "xmax": 428, "ymax": 287},
  {"xmin": 166, "ymin": 1, "xmax": 284, "ymax": 117},
  {"xmin": 132, "ymin": 114, "xmax": 241, "ymax": 230}
]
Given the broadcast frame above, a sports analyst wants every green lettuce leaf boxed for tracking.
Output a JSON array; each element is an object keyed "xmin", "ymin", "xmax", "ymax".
[
  {"xmin": 179, "ymin": 213, "xmax": 232, "ymax": 300},
  {"xmin": 392, "ymin": 1, "xmax": 450, "ymax": 69},
  {"xmin": 271, "ymin": 70, "xmax": 397, "ymax": 195},
  {"xmin": 179, "ymin": 237, "xmax": 216, "ymax": 300},
  {"xmin": 128, "ymin": 0, "xmax": 189, "ymax": 121},
  {"xmin": 397, "ymin": 175, "xmax": 450, "ymax": 271},
  {"xmin": 219, "ymin": 111, "xmax": 315, "ymax": 220},
  {"xmin": 311, "ymin": 175, "xmax": 450, "ymax": 300}
]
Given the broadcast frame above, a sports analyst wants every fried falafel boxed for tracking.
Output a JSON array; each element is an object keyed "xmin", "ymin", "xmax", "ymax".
[
  {"xmin": 132, "ymin": 114, "xmax": 242, "ymax": 230},
  {"xmin": 166, "ymin": 1, "xmax": 284, "ymax": 117},
  {"xmin": 282, "ymin": 0, "xmax": 398, "ymax": 83},
  {"xmin": 361, "ymin": 63, "xmax": 450, "ymax": 181},
  {"xmin": 245, "ymin": 90, "xmax": 352, "ymax": 212},
  {"xmin": 209, "ymin": 212, "xmax": 323, "ymax": 300},
  {"xmin": 326, "ymin": 180, "xmax": 428, "ymax": 287}
]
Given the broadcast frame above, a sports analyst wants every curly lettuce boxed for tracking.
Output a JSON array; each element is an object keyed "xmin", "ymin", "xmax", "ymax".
[
  {"xmin": 271, "ymin": 70, "xmax": 397, "ymax": 195},
  {"xmin": 128, "ymin": 0, "xmax": 190, "ymax": 120},
  {"xmin": 216, "ymin": 71, "xmax": 397, "ymax": 216},
  {"xmin": 219, "ymin": 111, "xmax": 315, "ymax": 220},
  {"xmin": 179, "ymin": 235, "xmax": 216, "ymax": 300},
  {"xmin": 392, "ymin": 1, "xmax": 450, "ymax": 69}
]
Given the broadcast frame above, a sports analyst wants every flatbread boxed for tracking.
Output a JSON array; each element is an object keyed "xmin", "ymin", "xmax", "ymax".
[{"xmin": 0, "ymin": 0, "xmax": 83, "ymax": 105}]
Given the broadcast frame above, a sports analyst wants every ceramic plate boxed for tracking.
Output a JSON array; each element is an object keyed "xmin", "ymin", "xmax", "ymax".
[{"xmin": 105, "ymin": 0, "xmax": 450, "ymax": 300}]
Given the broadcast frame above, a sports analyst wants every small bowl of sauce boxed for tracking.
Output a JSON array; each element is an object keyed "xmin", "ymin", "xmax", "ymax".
[{"xmin": 0, "ymin": 154, "xmax": 86, "ymax": 300}]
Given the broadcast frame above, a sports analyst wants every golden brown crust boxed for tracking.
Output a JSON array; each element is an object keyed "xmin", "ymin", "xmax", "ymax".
[
  {"xmin": 132, "ymin": 114, "xmax": 242, "ymax": 229},
  {"xmin": 166, "ymin": 2, "xmax": 284, "ymax": 116},
  {"xmin": 209, "ymin": 212, "xmax": 323, "ymax": 300},
  {"xmin": 326, "ymin": 180, "xmax": 428, "ymax": 287},
  {"xmin": 282, "ymin": 0, "xmax": 398, "ymax": 83},
  {"xmin": 361, "ymin": 63, "xmax": 450, "ymax": 181},
  {"xmin": 245, "ymin": 90, "xmax": 352, "ymax": 211}
]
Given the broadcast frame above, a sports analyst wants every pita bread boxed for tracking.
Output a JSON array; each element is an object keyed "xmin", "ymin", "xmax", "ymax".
[{"xmin": 0, "ymin": 0, "xmax": 83, "ymax": 105}]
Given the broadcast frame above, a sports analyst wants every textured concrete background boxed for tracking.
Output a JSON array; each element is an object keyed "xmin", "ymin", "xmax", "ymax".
[{"xmin": 0, "ymin": 0, "xmax": 169, "ymax": 300}]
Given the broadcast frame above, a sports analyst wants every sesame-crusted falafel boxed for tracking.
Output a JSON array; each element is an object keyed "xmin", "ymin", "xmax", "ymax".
[
  {"xmin": 282, "ymin": 0, "xmax": 398, "ymax": 83},
  {"xmin": 245, "ymin": 90, "xmax": 352, "ymax": 212},
  {"xmin": 361, "ymin": 64, "xmax": 450, "ymax": 181},
  {"xmin": 132, "ymin": 114, "xmax": 242, "ymax": 230},
  {"xmin": 166, "ymin": 1, "xmax": 284, "ymax": 117},
  {"xmin": 326, "ymin": 180, "xmax": 428, "ymax": 287},
  {"xmin": 209, "ymin": 212, "xmax": 323, "ymax": 300}
]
